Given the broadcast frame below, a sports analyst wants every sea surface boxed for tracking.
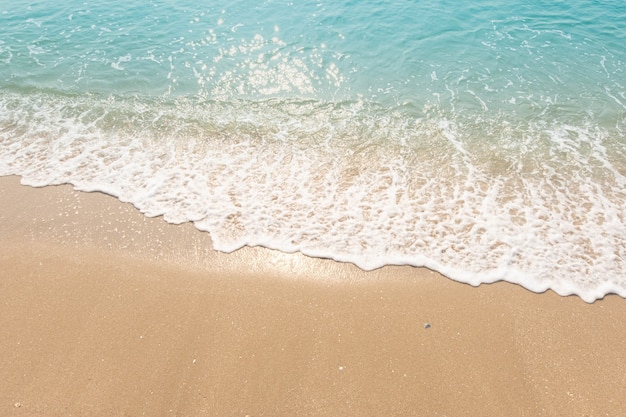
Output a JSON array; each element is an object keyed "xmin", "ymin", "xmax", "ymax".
[{"xmin": 1, "ymin": 0, "xmax": 625, "ymax": 302}]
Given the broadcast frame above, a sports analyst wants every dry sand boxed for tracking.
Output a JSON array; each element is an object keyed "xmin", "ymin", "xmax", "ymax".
[{"xmin": 1, "ymin": 175, "xmax": 625, "ymax": 416}]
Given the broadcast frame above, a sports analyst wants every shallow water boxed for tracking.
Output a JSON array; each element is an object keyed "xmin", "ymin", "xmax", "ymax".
[{"xmin": 1, "ymin": 0, "xmax": 625, "ymax": 301}]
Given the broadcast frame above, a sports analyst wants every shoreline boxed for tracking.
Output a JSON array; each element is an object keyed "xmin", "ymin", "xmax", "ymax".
[{"xmin": 1, "ymin": 175, "xmax": 625, "ymax": 416}]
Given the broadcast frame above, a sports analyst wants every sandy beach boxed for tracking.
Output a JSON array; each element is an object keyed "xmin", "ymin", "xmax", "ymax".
[{"xmin": 1, "ymin": 174, "xmax": 624, "ymax": 416}]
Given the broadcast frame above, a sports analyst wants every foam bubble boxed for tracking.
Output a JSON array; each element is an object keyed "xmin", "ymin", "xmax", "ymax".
[{"xmin": 1, "ymin": 91, "xmax": 625, "ymax": 302}]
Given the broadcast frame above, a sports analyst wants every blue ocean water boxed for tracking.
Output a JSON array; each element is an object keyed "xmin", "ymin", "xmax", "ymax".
[{"xmin": 1, "ymin": 0, "xmax": 625, "ymax": 301}]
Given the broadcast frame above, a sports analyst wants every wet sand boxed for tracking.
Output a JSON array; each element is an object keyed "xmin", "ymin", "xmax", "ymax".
[{"xmin": 1, "ymin": 175, "xmax": 625, "ymax": 416}]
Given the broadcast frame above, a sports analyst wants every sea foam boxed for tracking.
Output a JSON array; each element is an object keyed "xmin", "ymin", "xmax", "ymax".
[{"xmin": 1, "ymin": 91, "xmax": 624, "ymax": 302}]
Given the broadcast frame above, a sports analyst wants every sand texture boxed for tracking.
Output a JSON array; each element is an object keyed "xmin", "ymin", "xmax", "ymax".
[{"xmin": 1, "ymin": 175, "xmax": 625, "ymax": 417}]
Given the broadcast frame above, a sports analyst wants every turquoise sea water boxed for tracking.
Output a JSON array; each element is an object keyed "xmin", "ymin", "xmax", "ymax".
[{"xmin": 1, "ymin": 0, "xmax": 625, "ymax": 301}]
